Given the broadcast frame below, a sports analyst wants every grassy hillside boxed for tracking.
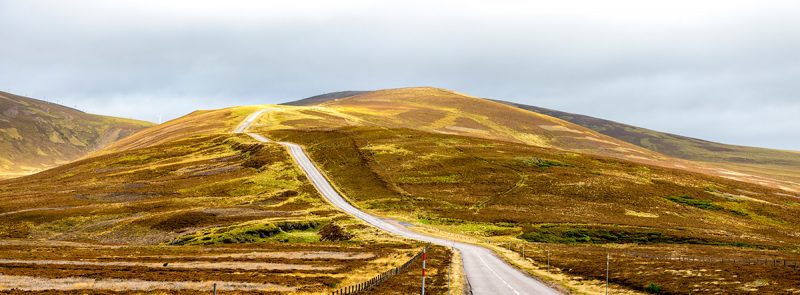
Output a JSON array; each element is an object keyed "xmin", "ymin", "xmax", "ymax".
[
  {"xmin": 266, "ymin": 127, "xmax": 800, "ymax": 247},
  {"xmin": 4, "ymin": 87, "xmax": 797, "ymax": 293},
  {"xmin": 277, "ymin": 88, "xmax": 799, "ymax": 192},
  {"xmin": 497, "ymin": 100, "xmax": 800, "ymax": 191},
  {"xmin": 265, "ymin": 87, "xmax": 669, "ymax": 162},
  {"xmin": 264, "ymin": 126, "xmax": 800, "ymax": 294},
  {"xmin": 96, "ymin": 105, "xmax": 266, "ymax": 155},
  {"xmin": 0, "ymin": 91, "xmax": 152, "ymax": 178},
  {"xmin": 0, "ymin": 131, "xmax": 447, "ymax": 293}
]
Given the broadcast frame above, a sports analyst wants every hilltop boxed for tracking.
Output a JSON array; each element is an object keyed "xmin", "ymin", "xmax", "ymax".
[
  {"xmin": 0, "ymin": 91, "xmax": 152, "ymax": 178},
  {"xmin": 271, "ymin": 87, "xmax": 667, "ymax": 161},
  {"xmin": 282, "ymin": 91, "xmax": 372, "ymax": 106},
  {"xmin": 279, "ymin": 87, "xmax": 799, "ymax": 191}
]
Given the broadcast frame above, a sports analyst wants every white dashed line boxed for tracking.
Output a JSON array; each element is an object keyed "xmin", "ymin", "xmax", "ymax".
[{"xmin": 478, "ymin": 254, "xmax": 521, "ymax": 295}]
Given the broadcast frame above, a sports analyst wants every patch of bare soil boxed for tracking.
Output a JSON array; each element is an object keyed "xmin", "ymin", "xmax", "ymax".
[
  {"xmin": 0, "ymin": 274, "xmax": 294, "ymax": 292},
  {"xmin": 0, "ymin": 259, "xmax": 337, "ymax": 271}
]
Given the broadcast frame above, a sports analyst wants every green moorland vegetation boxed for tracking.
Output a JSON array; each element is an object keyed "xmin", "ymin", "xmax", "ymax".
[
  {"xmin": 0, "ymin": 133, "xmax": 451, "ymax": 293},
  {"xmin": 3, "ymin": 86, "xmax": 798, "ymax": 293},
  {"xmin": 278, "ymin": 87, "xmax": 800, "ymax": 191},
  {"xmin": 266, "ymin": 127, "xmax": 799, "ymax": 248},
  {"xmin": 262, "ymin": 126, "xmax": 800, "ymax": 293}
]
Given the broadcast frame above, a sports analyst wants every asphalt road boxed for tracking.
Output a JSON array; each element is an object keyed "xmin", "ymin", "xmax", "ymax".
[{"xmin": 236, "ymin": 110, "xmax": 560, "ymax": 295}]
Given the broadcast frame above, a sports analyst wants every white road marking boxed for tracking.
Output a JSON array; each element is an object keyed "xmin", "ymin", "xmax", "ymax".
[{"xmin": 478, "ymin": 254, "xmax": 521, "ymax": 295}]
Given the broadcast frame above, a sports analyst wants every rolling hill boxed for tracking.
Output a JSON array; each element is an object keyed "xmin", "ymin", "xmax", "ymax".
[
  {"xmin": 269, "ymin": 87, "xmax": 669, "ymax": 162},
  {"xmin": 96, "ymin": 105, "xmax": 266, "ymax": 155},
  {"xmin": 278, "ymin": 88, "xmax": 799, "ymax": 192},
  {"xmin": 495, "ymin": 100, "xmax": 800, "ymax": 191},
  {"xmin": 0, "ymin": 131, "xmax": 441, "ymax": 294},
  {"xmin": 0, "ymin": 91, "xmax": 153, "ymax": 178},
  {"xmin": 107, "ymin": 88, "xmax": 667, "ymax": 164},
  {"xmin": 3, "ymin": 87, "xmax": 800, "ymax": 293}
]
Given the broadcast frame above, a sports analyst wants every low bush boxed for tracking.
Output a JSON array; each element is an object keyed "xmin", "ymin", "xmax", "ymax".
[
  {"xmin": 667, "ymin": 195, "xmax": 749, "ymax": 217},
  {"xmin": 645, "ymin": 282, "xmax": 662, "ymax": 293},
  {"xmin": 666, "ymin": 195, "xmax": 722, "ymax": 210},
  {"xmin": 319, "ymin": 223, "xmax": 353, "ymax": 241},
  {"xmin": 519, "ymin": 225, "xmax": 727, "ymax": 245},
  {"xmin": 171, "ymin": 220, "xmax": 321, "ymax": 245}
]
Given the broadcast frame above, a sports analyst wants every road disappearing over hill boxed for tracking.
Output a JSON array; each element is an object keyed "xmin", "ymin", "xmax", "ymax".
[{"xmin": 235, "ymin": 109, "xmax": 560, "ymax": 295}]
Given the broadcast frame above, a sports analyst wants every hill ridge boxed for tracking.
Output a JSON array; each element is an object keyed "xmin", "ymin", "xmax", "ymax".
[{"xmin": 0, "ymin": 91, "xmax": 153, "ymax": 178}]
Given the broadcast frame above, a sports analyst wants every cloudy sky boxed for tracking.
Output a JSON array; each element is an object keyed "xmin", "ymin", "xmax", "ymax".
[{"xmin": 1, "ymin": 1, "xmax": 798, "ymax": 150}]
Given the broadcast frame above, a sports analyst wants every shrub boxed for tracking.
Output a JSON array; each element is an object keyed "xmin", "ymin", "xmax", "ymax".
[
  {"xmin": 521, "ymin": 157, "xmax": 568, "ymax": 168},
  {"xmin": 242, "ymin": 158, "xmax": 269, "ymax": 169},
  {"xmin": 319, "ymin": 223, "xmax": 353, "ymax": 241},
  {"xmin": 666, "ymin": 195, "xmax": 722, "ymax": 210},
  {"xmin": 518, "ymin": 225, "xmax": 723, "ymax": 245},
  {"xmin": 171, "ymin": 221, "xmax": 321, "ymax": 245},
  {"xmin": 645, "ymin": 282, "xmax": 662, "ymax": 293},
  {"xmin": 667, "ymin": 195, "xmax": 748, "ymax": 217}
]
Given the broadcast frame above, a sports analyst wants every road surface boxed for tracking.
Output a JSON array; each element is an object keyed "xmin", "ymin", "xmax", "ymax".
[{"xmin": 235, "ymin": 110, "xmax": 560, "ymax": 295}]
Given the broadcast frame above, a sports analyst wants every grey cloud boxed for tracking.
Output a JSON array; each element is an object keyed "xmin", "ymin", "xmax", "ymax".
[{"xmin": 0, "ymin": 0, "xmax": 798, "ymax": 149}]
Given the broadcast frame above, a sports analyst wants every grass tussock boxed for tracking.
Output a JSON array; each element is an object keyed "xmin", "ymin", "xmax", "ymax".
[{"xmin": 519, "ymin": 224, "xmax": 755, "ymax": 247}]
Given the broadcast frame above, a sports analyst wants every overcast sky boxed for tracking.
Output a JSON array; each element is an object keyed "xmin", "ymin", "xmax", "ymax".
[{"xmin": 1, "ymin": 1, "xmax": 798, "ymax": 150}]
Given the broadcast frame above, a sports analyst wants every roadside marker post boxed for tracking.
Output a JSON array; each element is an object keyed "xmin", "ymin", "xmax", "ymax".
[
  {"xmin": 448, "ymin": 246, "xmax": 452, "ymax": 295},
  {"xmin": 213, "ymin": 283, "xmax": 217, "ymax": 295},
  {"xmin": 422, "ymin": 247, "xmax": 427, "ymax": 295}
]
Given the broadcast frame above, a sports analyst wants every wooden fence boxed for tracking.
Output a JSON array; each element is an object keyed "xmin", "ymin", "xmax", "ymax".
[{"xmin": 330, "ymin": 243, "xmax": 430, "ymax": 295}]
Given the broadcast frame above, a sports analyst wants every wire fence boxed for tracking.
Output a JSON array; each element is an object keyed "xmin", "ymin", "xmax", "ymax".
[
  {"xmin": 330, "ymin": 243, "xmax": 430, "ymax": 295},
  {"xmin": 499, "ymin": 242, "xmax": 800, "ymax": 271},
  {"xmin": 623, "ymin": 251, "xmax": 800, "ymax": 268}
]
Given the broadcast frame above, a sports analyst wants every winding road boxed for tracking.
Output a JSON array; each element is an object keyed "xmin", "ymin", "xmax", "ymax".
[{"xmin": 235, "ymin": 109, "xmax": 560, "ymax": 295}]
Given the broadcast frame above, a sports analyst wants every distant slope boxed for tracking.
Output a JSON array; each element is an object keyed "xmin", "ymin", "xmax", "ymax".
[
  {"xmin": 281, "ymin": 91, "xmax": 372, "ymax": 106},
  {"xmin": 0, "ymin": 91, "xmax": 152, "ymax": 178},
  {"xmin": 496, "ymin": 100, "xmax": 800, "ymax": 187},
  {"xmin": 278, "ymin": 87, "xmax": 799, "ymax": 191},
  {"xmin": 96, "ymin": 105, "xmax": 268, "ymax": 155},
  {"xmin": 268, "ymin": 87, "xmax": 666, "ymax": 162}
]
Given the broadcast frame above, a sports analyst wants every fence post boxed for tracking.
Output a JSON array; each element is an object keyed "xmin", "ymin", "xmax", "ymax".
[
  {"xmin": 213, "ymin": 283, "xmax": 217, "ymax": 295},
  {"xmin": 606, "ymin": 253, "xmax": 609, "ymax": 295}
]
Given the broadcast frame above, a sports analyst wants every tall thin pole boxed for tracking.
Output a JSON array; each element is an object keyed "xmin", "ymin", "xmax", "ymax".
[
  {"xmin": 213, "ymin": 283, "xmax": 217, "ymax": 295},
  {"xmin": 448, "ymin": 247, "xmax": 452, "ymax": 295},
  {"xmin": 606, "ymin": 253, "xmax": 610, "ymax": 295},
  {"xmin": 422, "ymin": 247, "xmax": 427, "ymax": 295},
  {"xmin": 547, "ymin": 250, "xmax": 551, "ymax": 272}
]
